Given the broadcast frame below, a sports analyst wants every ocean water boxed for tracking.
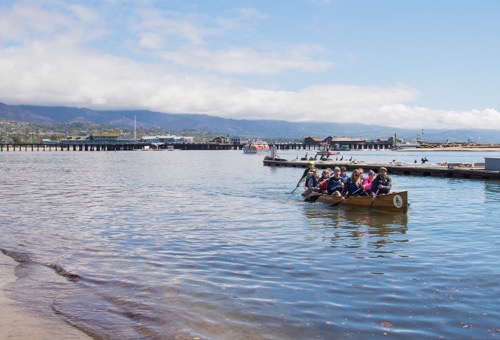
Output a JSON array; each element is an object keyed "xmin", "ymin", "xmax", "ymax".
[{"xmin": 1, "ymin": 149, "xmax": 500, "ymax": 339}]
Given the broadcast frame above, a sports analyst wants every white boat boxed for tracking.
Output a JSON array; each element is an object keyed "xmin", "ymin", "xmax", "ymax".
[
  {"xmin": 315, "ymin": 143, "xmax": 340, "ymax": 158},
  {"xmin": 397, "ymin": 141, "xmax": 420, "ymax": 149},
  {"xmin": 315, "ymin": 149, "xmax": 340, "ymax": 156},
  {"xmin": 243, "ymin": 139, "xmax": 270, "ymax": 154}
]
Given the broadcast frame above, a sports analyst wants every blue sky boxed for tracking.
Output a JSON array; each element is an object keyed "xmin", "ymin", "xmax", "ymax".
[{"xmin": 1, "ymin": 0, "xmax": 499, "ymax": 130}]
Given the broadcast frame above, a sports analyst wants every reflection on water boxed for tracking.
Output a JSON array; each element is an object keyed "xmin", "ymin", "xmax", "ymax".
[
  {"xmin": 303, "ymin": 205, "xmax": 408, "ymax": 256},
  {"xmin": 484, "ymin": 180, "xmax": 500, "ymax": 194}
]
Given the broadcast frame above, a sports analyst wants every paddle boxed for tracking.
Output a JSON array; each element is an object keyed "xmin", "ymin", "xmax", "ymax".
[
  {"xmin": 291, "ymin": 178, "xmax": 305, "ymax": 194},
  {"xmin": 301, "ymin": 188, "xmax": 314, "ymax": 197},
  {"xmin": 368, "ymin": 188, "xmax": 380, "ymax": 210},
  {"xmin": 331, "ymin": 187, "xmax": 362, "ymax": 207},
  {"xmin": 304, "ymin": 192, "xmax": 322, "ymax": 203}
]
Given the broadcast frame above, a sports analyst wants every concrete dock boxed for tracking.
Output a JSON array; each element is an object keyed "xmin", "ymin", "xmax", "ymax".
[{"xmin": 263, "ymin": 158, "xmax": 500, "ymax": 180}]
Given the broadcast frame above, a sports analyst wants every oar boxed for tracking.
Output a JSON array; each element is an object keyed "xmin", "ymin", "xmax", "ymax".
[
  {"xmin": 291, "ymin": 178, "xmax": 305, "ymax": 194},
  {"xmin": 301, "ymin": 188, "xmax": 314, "ymax": 197},
  {"xmin": 331, "ymin": 187, "xmax": 362, "ymax": 207},
  {"xmin": 305, "ymin": 174, "xmax": 339, "ymax": 202},
  {"xmin": 304, "ymin": 192, "xmax": 322, "ymax": 203},
  {"xmin": 291, "ymin": 184, "xmax": 300, "ymax": 194},
  {"xmin": 368, "ymin": 188, "xmax": 380, "ymax": 210}
]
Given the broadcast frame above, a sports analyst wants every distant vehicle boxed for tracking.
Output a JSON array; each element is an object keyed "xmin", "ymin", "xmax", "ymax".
[
  {"xmin": 0, "ymin": 140, "xmax": 7, "ymax": 144},
  {"xmin": 41, "ymin": 139, "xmax": 59, "ymax": 145}
]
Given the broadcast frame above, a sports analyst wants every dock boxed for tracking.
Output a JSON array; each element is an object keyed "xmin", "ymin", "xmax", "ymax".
[{"xmin": 263, "ymin": 158, "xmax": 500, "ymax": 180}]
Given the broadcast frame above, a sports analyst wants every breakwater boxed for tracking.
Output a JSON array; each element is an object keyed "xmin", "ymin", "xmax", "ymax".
[{"xmin": 263, "ymin": 158, "xmax": 500, "ymax": 180}]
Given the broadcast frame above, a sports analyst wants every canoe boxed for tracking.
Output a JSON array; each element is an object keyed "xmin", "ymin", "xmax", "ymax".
[{"xmin": 305, "ymin": 191, "xmax": 409, "ymax": 214}]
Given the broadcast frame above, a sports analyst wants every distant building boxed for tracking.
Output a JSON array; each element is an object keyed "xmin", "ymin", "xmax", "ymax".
[
  {"xmin": 304, "ymin": 136, "xmax": 394, "ymax": 150},
  {"xmin": 141, "ymin": 135, "xmax": 194, "ymax": 144},
  {"xmin": 303, "ymin": 137, "xmax": 324, "ymax": 145},
  {"xmin": 211, "ymin": 136, "xmax": 229, "ymax": 143},
  {"xmin": 230, "ymin": 137, "xmax": 241, "ymax": 145},
  {"xmin": 61, "ymin": 133, "xmax": 136, "ymax": 145},
  {"xmin": 304, "ymin": 136, "xmax": 366, "ymax": 149}
]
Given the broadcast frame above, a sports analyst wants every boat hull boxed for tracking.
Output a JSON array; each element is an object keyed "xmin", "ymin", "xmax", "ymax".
[
  {"xmin": 313, "ymin": 191, "xmax": 409, "ymax": 214},
  {"xmin": 243, "ymin": 146, "xmax": 270, "ymax": 154},
  {"xmin": 243, "ymin": 140, "xmax": 270, "ymax": 154},
  {"xmin": 315, "ymin": 150, "xmax": 340, "ymax": 156}
]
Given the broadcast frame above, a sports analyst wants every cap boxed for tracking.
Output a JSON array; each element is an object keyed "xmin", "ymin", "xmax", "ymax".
[
  {"xmin": 379, "ymin": 167, "xmax": 387, "ymax": 172},
  {"xmin": 334, "ymin": 166, "xmax": 341, "ymax": 171},
  {"xmin": 369, "ymin": 170, "xmax": 376, "ymax": 175},
  {"xmin": 309, "ymin": 161, "xmax": 315, "ymax": 165}
]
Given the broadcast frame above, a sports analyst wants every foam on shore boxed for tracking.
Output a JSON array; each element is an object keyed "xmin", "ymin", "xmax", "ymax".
[{"xmin": 0, "ymin": 253, "xmax": 91, "ymax": 340}]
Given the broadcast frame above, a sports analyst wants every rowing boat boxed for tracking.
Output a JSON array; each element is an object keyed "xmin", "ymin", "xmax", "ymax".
[{"xmin": 306, "ymin": 191, "xmax": 409, "ymax": 214}]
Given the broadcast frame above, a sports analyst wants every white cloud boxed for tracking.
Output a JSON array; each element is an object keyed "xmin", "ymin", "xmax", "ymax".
[
  {"xmin": 158, "ymin": 45, "xmax": 332, "ymax": 75},
  {"xmin": 376, "ymin": 106, "xmax": 500, "ymax": 130},
  {"xmin": 1, "ymin": 38, "xmax": 499, "ymax": 130},
  {"xmin": 0, "ymin": 1, "xmax": 499, "ymax": 131}
]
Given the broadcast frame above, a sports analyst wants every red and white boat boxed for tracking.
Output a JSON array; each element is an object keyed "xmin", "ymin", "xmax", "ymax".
[{"xmin": 243, "ymin": 139, "xmax": 270, "ymax": 154}]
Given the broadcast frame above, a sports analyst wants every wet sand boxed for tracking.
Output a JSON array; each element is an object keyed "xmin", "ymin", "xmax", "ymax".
[{"xmin": 0, "ymin": 253, "xmax": 92, "ymax": 340}]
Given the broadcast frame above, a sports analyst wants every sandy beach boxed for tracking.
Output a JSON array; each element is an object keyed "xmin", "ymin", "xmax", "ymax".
[
  {"xmin": 395, "ymin": 146, "xmax": 500, "ymax": 152},
  {"xmin": 0, "ymin": 253, "xmax": 92, "ymax": 340}
]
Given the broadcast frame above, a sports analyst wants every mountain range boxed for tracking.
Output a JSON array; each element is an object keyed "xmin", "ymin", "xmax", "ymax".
[{"xmin": 1, "ymin": 102, "xmax": 499, "ymax": 143}]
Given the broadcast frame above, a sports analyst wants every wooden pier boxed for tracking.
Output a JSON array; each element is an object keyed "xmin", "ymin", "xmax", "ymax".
[
  {"xmin": 263, "ymin": 158, "xmax": 500, "ymax": 180},
  {"xmin": 0, "ymin": 142, "xmax": 245, "ymax": 152},
  {"xmin": 0, "ymin": 141, "xmax": 395, "ymax": 152}
]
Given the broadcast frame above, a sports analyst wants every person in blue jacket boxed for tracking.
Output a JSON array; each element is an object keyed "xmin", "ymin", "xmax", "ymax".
[
  {"xmin": 297, "ymin": 161, "xmax": 316, "ymax": 187},
  {"xmin": 371, "ymin": 167, "xmax": 392, "ymax": 195},
  {"xmin": 326, "ymin": 166, "xmax": 344, "ymax": 196},
  {"xmin": 305, "ymin": 170, "xmax": 319, "ymax": 189},
  {"xmin": 343, "ymin": 169, "xmax": 363, "ymax": 196}
]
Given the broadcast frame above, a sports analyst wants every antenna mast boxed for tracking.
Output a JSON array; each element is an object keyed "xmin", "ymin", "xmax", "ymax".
[{"xmin": 134, "ymin": 115, "xmax": 137, "ymax": 141}]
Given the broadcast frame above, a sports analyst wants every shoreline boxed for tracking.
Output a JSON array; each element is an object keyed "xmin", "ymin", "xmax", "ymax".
[
  {"xmin": 395, "ymin": 147, "xmax": 500, "ymax": 152},
  {"xmin": 0, "ymin": 253, "xmax": 92, "ymax": 340}
]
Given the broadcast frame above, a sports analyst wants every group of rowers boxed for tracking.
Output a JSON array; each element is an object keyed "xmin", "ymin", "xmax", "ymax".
[{"xmin": 297, "ymin": 161, "xmax": 392, "ymax": 198}]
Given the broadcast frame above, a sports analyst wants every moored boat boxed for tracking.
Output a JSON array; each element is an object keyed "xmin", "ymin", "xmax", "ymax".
[
  {"xmin": 315, "ymin": 143, "xmax": 340, "ymax": 158},
  {"xmin": 315, "ymin": 149, "xmax": 340, "ymax": 156},
  {"xmin": 243, "ymin": 138, "xmax": 270, "ymax": 154},
  {"xmin": 305, "ymin": 191, "xmax": 409, "ymax": 214}
]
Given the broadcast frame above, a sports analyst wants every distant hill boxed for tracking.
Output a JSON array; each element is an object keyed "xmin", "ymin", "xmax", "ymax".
[{"xmin": 1, "ymin": 102, "xmax": 499, "ymax": 143}]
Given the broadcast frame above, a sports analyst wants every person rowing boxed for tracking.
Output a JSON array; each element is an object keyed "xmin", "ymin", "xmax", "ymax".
[
  {"xmin": 342, "ymin": 169, "xmax": 363, "ymax": 196},
  {"xmin": 371, "ymin": 167, "xmax": 392, "ymax": 195},
  {"xmin": 325, "ymin": 166, "xmax": 344, "ymax": 196},
  {"xmin": 292, "ymin": 160, "xmax": 316, "ymax": 194},
  {"xmin": 316, "ymin": 169, "xmax": 331, "ymax": 192},
  {"xmin": 305, "ymin": 169, "xmax": 320, "ymax": 189},
  {"xmin": 296, "ymin": 161, "xmax": 316, "ymax": 187}
]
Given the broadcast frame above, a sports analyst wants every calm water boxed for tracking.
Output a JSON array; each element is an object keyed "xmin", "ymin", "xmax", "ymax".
[{"xmin": 1, "ymin": 149, "xmax": 500, "ymax": 339}]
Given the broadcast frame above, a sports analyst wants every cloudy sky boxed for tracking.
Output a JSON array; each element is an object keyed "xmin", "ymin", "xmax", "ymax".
[{"xmin": 1, "ymin": 0, "xmax": 499, "ymax": 130}]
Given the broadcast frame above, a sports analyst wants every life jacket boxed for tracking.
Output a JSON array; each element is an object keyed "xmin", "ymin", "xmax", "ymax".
[
  {"xmin": 346, "ymin": 179, "xmax": 361, "ymax": 195},
  {"xmin": 362, "ymin": 178, "xmax": 373, "ymax": 191},
  {"xmin": 306, "ymin": 176, "xmax": 319, "ymax": 188},
  {"xmin": 327, "ymin": 176, "xmax": 343, "ymax": 193}
]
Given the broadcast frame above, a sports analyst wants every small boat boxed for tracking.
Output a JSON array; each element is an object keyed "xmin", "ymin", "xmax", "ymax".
[
  {"xmin": 305, "ymin": 191, "xmax": 409, "ymax": 214},
  {"xmin": 315, "ymin": 143, "xmax": 340, "ymax": 158},
  {"xmin": 315, "ymin": 149, "xmax": 340, "ymax": 156},
  {"xmin": 243, "ymin": 139, "xmax": 270, "ymax": 154}
]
